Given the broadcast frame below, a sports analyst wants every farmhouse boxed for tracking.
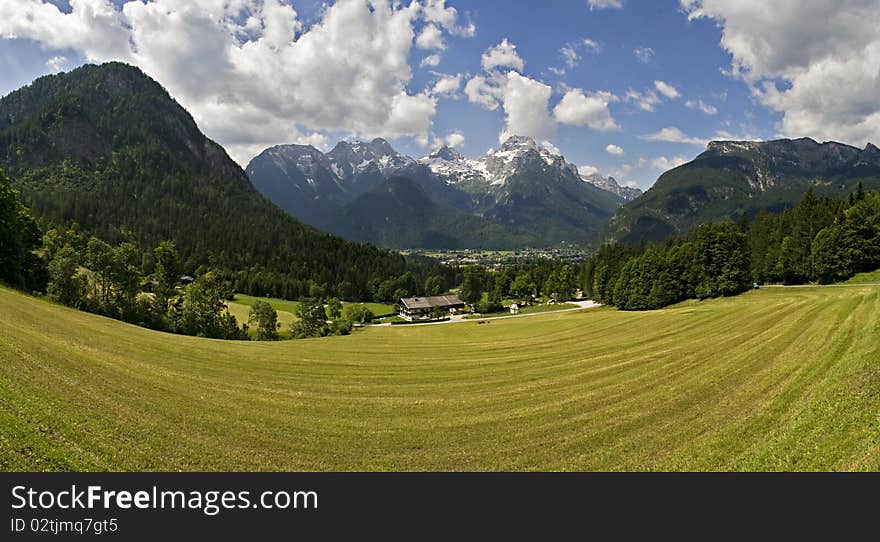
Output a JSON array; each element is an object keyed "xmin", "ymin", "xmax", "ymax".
[{"xmin": 399, "ymin": 294, "xmax": 465, "ymax": 321}]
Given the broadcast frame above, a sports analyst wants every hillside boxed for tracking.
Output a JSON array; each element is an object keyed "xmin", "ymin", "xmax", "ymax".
[
  {"xmin": 2, "ymin": 283, "xmax": 878, "ymax": 471},
  {"xmin": 331, "ymin": 176, "xmax": 542, "ymax": 248},
  {"xmin": 246, "ymin": 135, "xmax": 625, "ymax": 249},
  {"xmin": 607, "ymin": 138, "xmax": 880, "ymax": 244},
  {"xmin": 0, "ymin": 62, "xmax": 416, "ymax": 297}
]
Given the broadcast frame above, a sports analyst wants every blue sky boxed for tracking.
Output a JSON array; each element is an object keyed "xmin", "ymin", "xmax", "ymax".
[{"xmin": 1, "ymin": 1, "xmax": 877, "ymax": 189}]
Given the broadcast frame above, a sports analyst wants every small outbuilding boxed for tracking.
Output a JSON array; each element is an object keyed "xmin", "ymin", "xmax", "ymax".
[{"xmin": 509, "ymin": 303, "xmax": 520, "ymax": 314}]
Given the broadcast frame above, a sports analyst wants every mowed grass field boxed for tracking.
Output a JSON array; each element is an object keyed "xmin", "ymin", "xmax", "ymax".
[{"xmin": 1, "ymin": 283, "xmax": 879, "ymax": 471}]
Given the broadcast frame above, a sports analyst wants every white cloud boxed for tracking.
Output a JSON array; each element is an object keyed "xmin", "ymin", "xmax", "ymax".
[
  {"xmin": 468, "ymin": 38, "xmax": 619, "ymax": 145},
  {"xmin": 684, "ymin": 99, "xmax": 718, "ymax": 115},
  {"xmin": 633, "ymin": 46, "xmax": 654, "ymax": 63},
  {"xmin": 444, "ymin": 131, "xmax": 465, "ymax": 148},
  {"xmin": 652, "ymin": 155, "xmax": 688, "ymax": 170},
  {"xmin": 578, "ymin": 165, "xmax": 600, "ymax": 177},
  {"xmin": 560, "ymin": 46, "xmax": 579, "ymax": 68},
  {"xmin": 420, "ymin": 54, "xmax": 441, "ymax": 67},
  {"xmin": 416, "ymin": 23, "xmax": 445, "ymax": 50},
  {"xmin": 553, "ymin": 38, "xmax": 600, "ymax": 74},
  {"xmin": 433, "ymin": 131, "xmax": 465, "ymax": 149},
  {"xmin": 553, "ymin": 89, "xmax": 620, "ymax": 131},
  {"xmin": 498, "ymin": 71, "xmax": 555, "ymax": 142},
  {"xmin": 432, "ymin": 73, "xmax": 463, "ymax": 97},
  {"xmin": 464, "ymin": 74, "xmax": 501, "ymax": 110},
  {"xmin": 640, "ymin": 127, "xmax": 708, "ymax": 146},
  {"xmin": 46, "ymin": 55, "xmax": 66, "ymax": 73},
  {"xmin": 588, "ymin": 0, "xmax": 623, "ymax": 10},
  {"xmin": 422, "ymin": 0, "xmax": 475, "ymax": 38},
  {"xmin": 481, "ymin": 38, "xmax": 525, "ymax": 72},
  {"xmin": 654, "ymin": 80, "xmax": 680, "ymax": 99},
  {"xmin": 605, "ymin": 144, "xmax": 625, "ymax": 155},
  {"xmin": 681, "ymin": 0, "xmax": 880, "ymax": 146},
  {"xmin": 0, "ymin": 0, "xmax": 479, "ymax": 165},
  {"xmin": 582, "ymin": 38, "xmax": 600, "ymax": 52},
  {"xmin": 625, "ymin": 89, "xmax": 661, "ymax": 112}
]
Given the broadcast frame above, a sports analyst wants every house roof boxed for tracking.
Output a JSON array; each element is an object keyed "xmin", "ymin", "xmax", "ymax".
[{"xmin": 400, "ymin": 294, "xmax": 464, "ymax": 310}]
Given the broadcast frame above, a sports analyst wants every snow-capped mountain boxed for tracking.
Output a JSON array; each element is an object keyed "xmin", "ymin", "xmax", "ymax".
[
  {"xmin": 581, "ymin": 173, "xmax": 643, "ymax": 201},
  {"xmin": 327, "ymin": 138, "xmax": 420, "ymax": 181},
  {"xmin": 246, "ymin": 135, "xmax": 627, "ymax": 248},
  {"xmin": 418, "ymin": 135, "xmax": 583, "ymax": 188},
  {"xmin": 246, "ymin": 138, "xmax": 431, "ymax": 227},
  {"xmin": 418, "ymin": 136, "xmax": 641, "ymax": 204}
]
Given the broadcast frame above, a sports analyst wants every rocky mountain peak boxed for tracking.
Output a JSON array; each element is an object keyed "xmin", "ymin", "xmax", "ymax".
[
  {"xmin": 430, "ymin": 146, "xmax": 464, "ymax": 162},
  {"xmin": 581, "ymin": 173, "xmax": 642, "ymax": 201},
  {"xmin": 498, "ymin": 135, "xmax": 539, "ymax": 152}
]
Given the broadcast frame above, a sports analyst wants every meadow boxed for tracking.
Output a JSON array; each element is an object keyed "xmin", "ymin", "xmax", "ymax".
[{"xmin": 1, "ymin": 283, "xmax": 878, "ymax": 471}]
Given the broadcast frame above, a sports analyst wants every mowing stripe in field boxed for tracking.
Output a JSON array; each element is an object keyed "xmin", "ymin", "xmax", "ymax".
[{"xmin": 0, "ymin": 285, "xmax": 878, "ymax": 471}]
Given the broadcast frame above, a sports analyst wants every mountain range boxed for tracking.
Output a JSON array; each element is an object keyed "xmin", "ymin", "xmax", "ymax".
[
  {"xmin": 0, "ymin": 62, "xmax": 420, "ymax": 298},
  {"xmin": 247, "ymin": 135, "xmax": 626, "ymax": 249},
  {"xmin": 4, "ymin": 61, "xmax": 877, "ymax": 265},
  {"xmin": 606, "ymin": 137, "xmax": 880, "ymax": 244}
]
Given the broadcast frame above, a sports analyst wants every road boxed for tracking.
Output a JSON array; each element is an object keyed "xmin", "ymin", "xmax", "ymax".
[{"xmin": 372, "ymin": 300, "xmax": 602, "ymax": 327}]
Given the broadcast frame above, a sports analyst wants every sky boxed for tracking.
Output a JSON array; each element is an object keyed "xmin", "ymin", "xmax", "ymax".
[{"xmin": 1, "ymin": 1, "xmax": 879, "ymax": 189}]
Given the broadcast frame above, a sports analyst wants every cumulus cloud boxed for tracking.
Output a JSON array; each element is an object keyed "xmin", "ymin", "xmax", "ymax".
[
  {"xmin": 46, "ymin": 55, "xmax": 66, "ymax": 73},
  {"xmin": 0, "ymin": 0, "xmax": 478, "ymax": 165},
  {"xmin": 685, "ymin": 99, "xmax": 718, "ymax": 115},
  {"xmin": 416, "ymin": 23, "xmax": 445, "ymax": 50},
  {"xmin": 681, "ymin": 0, "xmax": 880, "ymax": 146},
  {"xmin": 498, "ymin": 71, "xmax": 555, "ymax": 142},
  {"xmin": 553, "ymin": 89, "xmax": 620, "ymax": 131},
  {"xmin": 577, "ymin": 165, "xmax": 600, "ymax": 177},
  {"xmin": 433, "ymin": 131, "xmax": 465, "ymax": 149},
  {"xmin": 654, "ymin": 80, "xmax": 680, "ymax": 99},
  {"xmin": 423, "ymin": 0, "xmax": 475, "ymax": 37},
  {"xmin": 432, "ymin": 73, "xmax": 463, "ymax": 97},
  {"xmin": 605, "ymin": 144, "xmax": 624, "ymax": 155},
  {"xmin": 652, "ymin": 155, "xmax": 688, "ymax": 170},
  {"xmin": 420, "ymin": 54, "xmax": 441, "ymax": 67},
  {"xmin": 481, "ymin": 38, "xmax": 525, "ymax": 72},
  {"xmin": 464, "ymin": 74, "xmax": 502, "ymax": 110},
  {"xmin": 640, "ymin": 127, "xmax": 708, "ymax": 145},
  {"xmin": 633, "ymin": 46, "xmax": 654, "ymax": 63},
  {"xmin": 465, "ymin": 38, "xmax": 620, "ymax": 143},
  {"xmin": 588, "ymin": 0, "xmax": 623, "ymax": 10},
  {"xmin": 444, "ymin": 131, "xmax": 466, "ymax": 148}
]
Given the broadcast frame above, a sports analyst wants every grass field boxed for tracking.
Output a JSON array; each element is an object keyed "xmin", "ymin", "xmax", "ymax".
[
  {"xmin": 224, "ymin": 301, "xmax": 298, "ymax": 339},
  {"xmin": 1, "ymin": 284, "xmax": 878, "ymax": 471},
  {"xmin": 847, "ymin": 269, "xmax": 880, "ymax": 284},
  {"xmin": 231, "ymin": 294, "xmax": 396, "ymax": 318}
]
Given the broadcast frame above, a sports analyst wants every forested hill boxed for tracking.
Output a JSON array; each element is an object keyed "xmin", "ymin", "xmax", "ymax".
[
  {"xmin": 0, "ymin": 62, "xmax": 424, "ymax": 299},
  {"xmin": 606, "ymin": 138, "xmax": 880, "ymax": 244}
]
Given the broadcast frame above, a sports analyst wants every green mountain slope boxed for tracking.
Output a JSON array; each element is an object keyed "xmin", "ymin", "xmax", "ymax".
[
  {"xmin": 0, "ymin": 62, "xmax": 417, "ymax": 294},
  {"xmin": 607, "ymin": 138, "xmax": 880, "ymax": 244},
  {"xmin": 330, "ymin": 176, "xmax": 542, "ymax": 249}
]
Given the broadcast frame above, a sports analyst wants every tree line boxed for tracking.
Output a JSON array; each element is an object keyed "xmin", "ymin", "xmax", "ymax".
[
  {"xmin": 585, "ymin": 185, "xmax": 880, "ymax": 310},
  {"xmin": 1, "ymin": 167, "xmax": 455, "ymax": 340}
]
